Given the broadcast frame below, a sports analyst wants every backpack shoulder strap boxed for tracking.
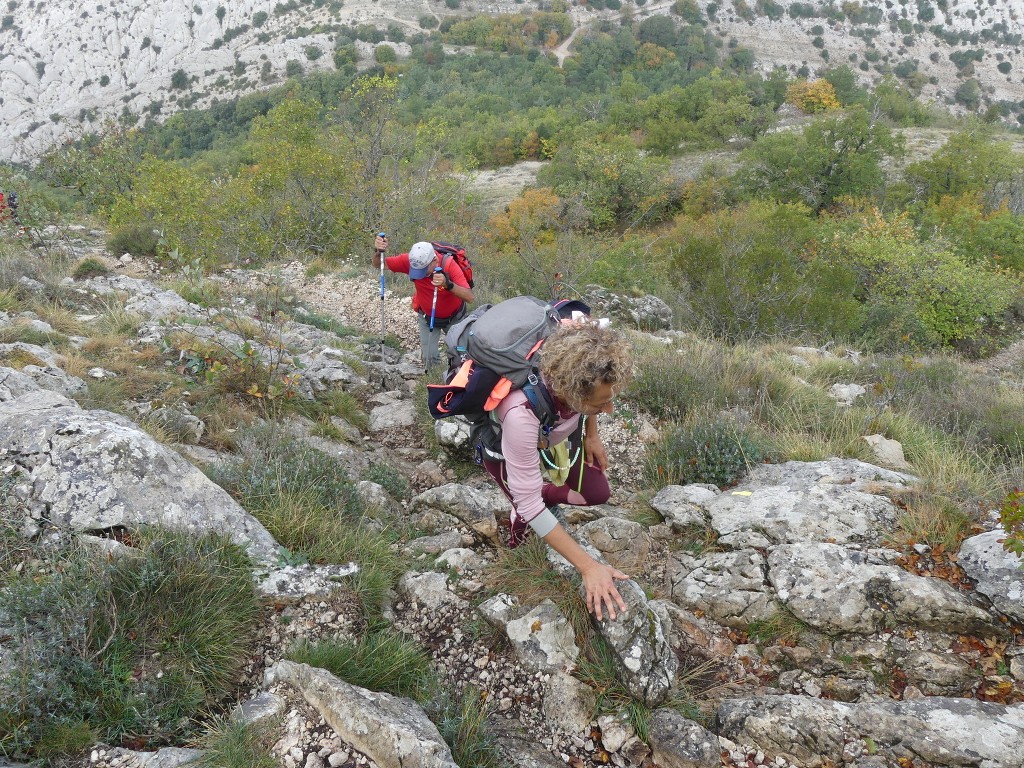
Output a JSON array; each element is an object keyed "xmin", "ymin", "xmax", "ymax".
[
  {"xmin": 521, "ymin": 373, "xmax": 558, "ymax": 449},
  {"xmin": 440, "ymin": 252, "xmax": 465, "ymax": 276}
]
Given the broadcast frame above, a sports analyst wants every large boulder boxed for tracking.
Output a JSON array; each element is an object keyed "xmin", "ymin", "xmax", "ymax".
[
  {"xmin": 767, "ymin": 542, "xmax": 999, "ymax": 635},
  {"xmin": 266, "ymin": 661, "xmax": 459, "ymax": 768},
  {"xmin": 0, "ymin": 390, "xmax": 279, "ymax": 564},
  {"xmin": 716, "ymin": 695, "xmax": 1024, "ymax": 768}
]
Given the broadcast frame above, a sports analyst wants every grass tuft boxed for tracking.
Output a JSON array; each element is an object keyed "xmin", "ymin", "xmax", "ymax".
[
  {"xmin": 72, "ymin": 257, "xmax": 111, "ymax": 280},
  {"xmin": 195, "ymin": 717, "xmax": 279, "ymax": 768},
  {"xmin": 0, "ymin": 528, "xmax": 258, "ymax": 760},
  {"xmin": 434, "ymin": 687, "xmax": 508, "ymax": 768},
  {"xmin": 288, "ymin": 630, "xmax": 436, "ymax": 700}
]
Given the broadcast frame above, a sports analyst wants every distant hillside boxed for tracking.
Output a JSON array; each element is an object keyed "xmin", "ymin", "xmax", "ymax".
[{"xmin": 2, "ymin": 0, "xmax": 1023, "ymax": 165}]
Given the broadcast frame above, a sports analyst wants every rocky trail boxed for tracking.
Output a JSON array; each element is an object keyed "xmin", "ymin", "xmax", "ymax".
[{"xmin": 4, "ymin": 226, "xmax": 1020, "ymax": 768}]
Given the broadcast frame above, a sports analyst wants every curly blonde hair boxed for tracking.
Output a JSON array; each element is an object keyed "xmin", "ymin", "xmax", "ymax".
[{"xmin": 539, "ymin": 321, "xmax": 633, "ymax": 410}]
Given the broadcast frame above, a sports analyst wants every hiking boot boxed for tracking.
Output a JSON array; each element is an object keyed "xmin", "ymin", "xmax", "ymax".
[
  {"xmin": 508, "ymin": 510, "xmax": 530, "ymax": 548},
  {"xmin": 549, "ymin": 504, "xmax": 566, "ymax": 525}
]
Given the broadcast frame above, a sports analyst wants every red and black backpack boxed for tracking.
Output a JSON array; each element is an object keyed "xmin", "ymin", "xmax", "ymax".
[{"xmin": 432, "ymin": 241, "xmax": 474, "ymax": 288}]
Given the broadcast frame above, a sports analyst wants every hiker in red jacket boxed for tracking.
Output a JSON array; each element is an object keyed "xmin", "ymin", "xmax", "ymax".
[{"xmin": 373, "ymin": 234, "xmax": 474, "ymax": 370}]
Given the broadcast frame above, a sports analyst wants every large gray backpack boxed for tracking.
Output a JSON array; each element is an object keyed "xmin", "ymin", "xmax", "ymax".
[{"xmin": 426, "ymin": 296, "xmax": 590, "ymax": 460}]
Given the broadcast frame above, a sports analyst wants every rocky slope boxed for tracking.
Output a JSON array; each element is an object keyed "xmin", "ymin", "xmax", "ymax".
[
  {"xmin": 0, "ymin": 226, "xmax": 1022, "ymax": 768},
  {"xmin": 2, "ymin": 0, "xmax": 1024, "ymax": 165}
]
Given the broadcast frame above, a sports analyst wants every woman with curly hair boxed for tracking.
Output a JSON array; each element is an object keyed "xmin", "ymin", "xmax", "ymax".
[{"xmin": 482, "ymin": 319, "xmax": 634, "ymax": 621}]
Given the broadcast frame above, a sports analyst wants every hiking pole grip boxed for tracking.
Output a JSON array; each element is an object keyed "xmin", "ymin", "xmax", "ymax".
[{"xmin": 429, "ymin": 266, "xmax": 443, "ymax": 331}]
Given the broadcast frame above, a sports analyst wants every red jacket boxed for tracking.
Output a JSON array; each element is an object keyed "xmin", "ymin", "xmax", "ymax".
[{"xmin": 385, "ymin": 252, "xmax": 470, "ymax": 320}]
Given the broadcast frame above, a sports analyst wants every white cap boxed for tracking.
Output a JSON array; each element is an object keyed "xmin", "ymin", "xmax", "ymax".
[{"xmin": 408, "ymin": 242, "xmax": 436, "ymax": 278}]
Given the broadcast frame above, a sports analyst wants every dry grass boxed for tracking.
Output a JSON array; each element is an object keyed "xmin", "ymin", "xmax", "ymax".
[
  {"xmin": 0, "ymin": 346, "xmax": 49, "ymax": 369},
  {"xmin": 28, "ymin": 302, "xmax": 86, "ymax": 336}
]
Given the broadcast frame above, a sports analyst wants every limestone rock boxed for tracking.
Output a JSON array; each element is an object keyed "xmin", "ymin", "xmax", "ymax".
[
  {"xmin": 666, "ymin": 549, "xmax": 776, "ymax": 629},
  {"xmin": 266, "ymin": 661, "xmax": 458, "ymax": 768},
  {"xmin": 396, "ymin": 571, "xmax": 468, "ymax": 611},
  {"xmin": 716, "ymin": 695, "xmax": 1024, "ymax": 768},
  {"xmin": 648, "ymin": 708, "xmax": 721, "ymax": 768},
  {"xmin": 649, "ymin": 483, "xmax": 717, "ymax": 529},
  {"xmin": 707, "ymin": 459, "xmax": 914, "ymax": 548},
  {"xmin": 232, "ymin": 692, "xmax": 286, "ymax": 725},
  {"xmin": 958, "ymin": 529, "xmax": 1024, "ymax": 625},
  {"xmin": 589, "ymin": 579, "xmax": 677, "ymax": 706},
  {"xmin": 257, "ymin": 563, "xmax": 360, "ymax": 605},
  {"xmin": 506, "ymin": 599, "xmax": 580, "ymax": 673},
  {"xmin": 861, "ymin": 434, "xmax": 912, "ymax": 470},
  {"xmin": 541, "ymin": 670, "xmax": 597, "ymax": 735},
  {"xmin": 409, "ymin": 483, "xmax": 510, "ymax": 543},
  {"xmin": 579, "ymin": 517, "xmax": 651, "ymax": 573},
  {"xmin": 767, "ymin": 542, "xmax": 998, "ymax": 636},
  {"xmin": 0, "ymin": 390, "xmax": 279, "ymax": 564}
]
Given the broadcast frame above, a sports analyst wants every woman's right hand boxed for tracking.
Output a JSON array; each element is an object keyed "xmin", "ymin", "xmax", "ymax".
[
  {"xmin": 374, "ymin": 233, "xmax": 388, "ymax": 252},
  {"xmin": 579, "ymin": 560, "xmax": 629, "ymax": 621}
]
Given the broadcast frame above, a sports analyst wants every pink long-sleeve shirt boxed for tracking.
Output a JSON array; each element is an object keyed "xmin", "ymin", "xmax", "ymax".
[{"xmin": 495, "ymin": 388, "xmax": 581, "ymax": 537}]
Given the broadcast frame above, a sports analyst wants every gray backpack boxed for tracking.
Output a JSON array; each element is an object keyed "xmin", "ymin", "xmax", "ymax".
[{"xmin": 426, "ymin": 296, "xmax": 590, "ymax": 460}]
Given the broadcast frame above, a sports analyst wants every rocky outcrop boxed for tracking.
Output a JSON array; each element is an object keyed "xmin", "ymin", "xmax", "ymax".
[
  {"xmin": 716, "ymin": 695, "xmax": 1024, "ymax": 768},
  {"xmin": 767, "ymin": 541, "xmax": 998, "ymax": 635},
  {"xmin": 0, "ymin": 389, "xmax": 279, "ymax": 564},
  {"xmin": 266, "ymin": 661, "xmax": 459, "ymax": 768}
]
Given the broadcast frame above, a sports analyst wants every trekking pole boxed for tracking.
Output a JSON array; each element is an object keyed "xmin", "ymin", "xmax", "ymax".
[
  {"xmin": 377, "ymin": 232, "xmax": 386, "ymax": 344},
  {"xmin": 429, "ymin": 266, "xmax": 443, "ymax": 331}
]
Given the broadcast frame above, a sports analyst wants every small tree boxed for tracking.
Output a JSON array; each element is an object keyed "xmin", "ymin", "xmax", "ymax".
[
  {"xmin": 785, "ymin": 79, "xmax": 840, "ymax": 112},
  {"xmin": 374, "ymin": 44, "xmax": 397, "ymax": 64},
  {"xmin": 954, "ymin": 78, "xmax": 982, "ymax": 110}
]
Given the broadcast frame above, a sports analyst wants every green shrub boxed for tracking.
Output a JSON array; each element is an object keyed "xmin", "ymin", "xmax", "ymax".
[
  {"xmin": 374, "ymin": 44, "xmax": 397, "ymax": 64},
  {"xmin": 998, "ymin": 489, "xmax": 1024, "ymax": 557},
  {"xmin": 644, "ymin": 418, "xmax": 765, "ymax": 488},
  {"xmin": 365, "ymin": 461, "xmax": 410, "ymax": 500},
  {"xmin": 107, "ymin": 223, "xmax": 159, "ymax": 257},
  {"xmin": 0, "ymin": 529, "xmax": 257, "ymax": 760},
  {"xmin": 72, "ymin": 257, "xmax": 110, "ymax": 279}
]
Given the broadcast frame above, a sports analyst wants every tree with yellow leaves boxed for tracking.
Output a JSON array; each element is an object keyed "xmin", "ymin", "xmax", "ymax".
[{"xmin": 785, "ymin": 79, "xmax": 841, "ymax": 113}]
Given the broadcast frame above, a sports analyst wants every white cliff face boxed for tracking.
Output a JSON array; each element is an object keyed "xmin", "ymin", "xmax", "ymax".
[
  {"xmin": 0, "ymin": 0, "xmax": 366, "ymax": 162},
  {"xmin": 2, "ymin": 0, "xmax": 1024, "ymax": 165}
]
